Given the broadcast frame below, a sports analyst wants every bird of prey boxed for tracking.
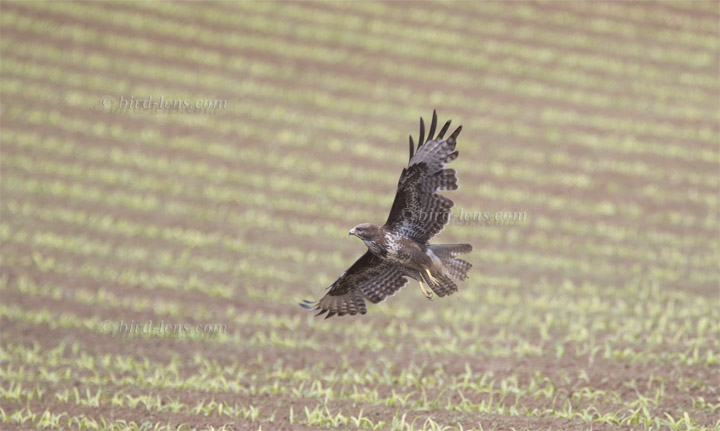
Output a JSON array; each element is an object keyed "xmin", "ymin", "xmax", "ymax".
[{"xmin": 300, "ymin": 111, "xmax": 472, "ymax": 318}]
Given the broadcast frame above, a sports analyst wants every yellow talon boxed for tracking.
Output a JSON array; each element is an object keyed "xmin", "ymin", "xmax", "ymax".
[
  {"xmin": 418, "ymin": 280, "xmax": 433, "ymax": 300},
  {"xmin": 425, "ymin": 269, "xmax": 440, "ymax": 286}
]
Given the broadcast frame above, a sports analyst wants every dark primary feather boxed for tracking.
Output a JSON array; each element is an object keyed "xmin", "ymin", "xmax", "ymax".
[
  {"xmin": 437, "ymin": 119, "xmax": 451, "ymax": 139},
  {"xmin": 408, "ymin": 135, "xmax": 414, "ymax": 163},
  {"xmin": 427, "ymin": 110, "xmax": 437, "ymax": 142},
  {"xmin": 385, "ymin": 113, "xmax": 463, "ymax": 243},
  {"xmin": 450, "ymin": 125, "xmax": 463, "ymax": 140}
]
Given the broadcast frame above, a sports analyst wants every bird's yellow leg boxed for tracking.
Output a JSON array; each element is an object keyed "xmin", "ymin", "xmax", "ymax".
[
  {"xmin": 418, "ymin": 280, "xmax": 433, "ymax": 300},
  {"xmin": 424, "ymin": 268, "xmax": 441, "ymax": 286}
]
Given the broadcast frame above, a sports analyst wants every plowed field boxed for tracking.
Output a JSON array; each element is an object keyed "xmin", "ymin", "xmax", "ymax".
[{"xmin": 1, "ymin": 2, "xmax": 718, "ymax": 430}]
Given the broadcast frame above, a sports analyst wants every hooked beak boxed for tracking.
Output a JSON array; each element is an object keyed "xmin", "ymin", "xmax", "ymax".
[{"xmin": 348, "ymin": 228, "xmax": 356, "ymax": 237}]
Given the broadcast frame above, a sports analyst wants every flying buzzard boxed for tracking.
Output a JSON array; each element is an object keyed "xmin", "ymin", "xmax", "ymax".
[{"xmin": 300, "ymin": 111, "xmax": 472, "ymax": 318}]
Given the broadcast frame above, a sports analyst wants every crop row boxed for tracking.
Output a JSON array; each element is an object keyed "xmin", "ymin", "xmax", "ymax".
[
  {"xmin": 2, "ymin": 267, "xmax": 717, "ymax": 367},
  {"xmin": 12, "ymin": 1, "xmax": 719, "ymax": 98},
  {"xmin": 1, "ymin": 341, "xmax": 717, "ymax": 429},
  {"xmin": 3, "ymin": 34, "xmax": 715, "ymax": 143}
]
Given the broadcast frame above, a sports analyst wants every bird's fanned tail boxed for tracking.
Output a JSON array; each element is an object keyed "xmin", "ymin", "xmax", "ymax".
[{"xmin": 428, "ymin": 244, "xmax": 473, "ymax": 281}]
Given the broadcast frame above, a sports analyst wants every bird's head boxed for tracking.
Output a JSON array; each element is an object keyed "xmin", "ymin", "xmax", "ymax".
[{"xmin": 349, "ymin": 223, "xmax": 379, "ymax": 241}]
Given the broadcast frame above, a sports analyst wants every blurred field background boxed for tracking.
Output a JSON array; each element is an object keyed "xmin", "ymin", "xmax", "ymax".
[{"xmin": 1, "ymin": 1, "xmax": 718, "ymax": 430}]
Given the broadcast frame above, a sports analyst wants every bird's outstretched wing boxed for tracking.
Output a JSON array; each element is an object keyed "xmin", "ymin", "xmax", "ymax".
[
  {"xmin": 384, "ymin": 110, "xmax": 462, "ymax": 243},
  {"xmin": 300, "ymin": 251, "xmax": 410, "ymax": 318}
]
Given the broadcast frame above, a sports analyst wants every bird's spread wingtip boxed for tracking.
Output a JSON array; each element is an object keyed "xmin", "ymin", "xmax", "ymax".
[{"xmin": 299, "ymin": 299, "xmax": 318, "ymax": 310}]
